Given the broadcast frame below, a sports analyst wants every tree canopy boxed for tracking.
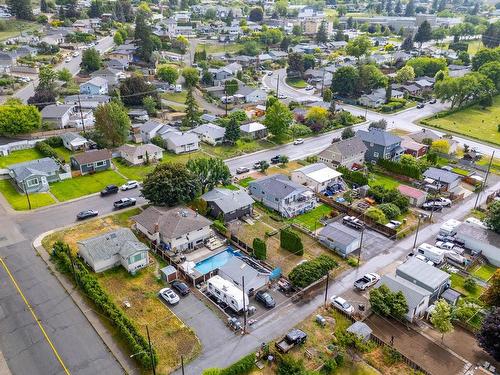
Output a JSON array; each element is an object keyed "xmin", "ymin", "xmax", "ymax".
[
  {"xmin": 369, "ymin": 284, "xmax": 409, "ymax": 321},
  {"xmin": 182, "ymin": 67, "xmax": 200, "ymax": 88},
  {"xmin": 434, "ymin": 72, "xmax": 495, "ymax": 109},
  {"xmin": 94, "ymin": 101, "xmax": 130, "ymax": 148},
  {"xmin": 482, "ymin": 269, "xmax": 500, "ymax": 307},
  {"xmin": 186, "ymin": 157, "xmax": 231, "ymax": 193},
  {"xmin": 81, "ymin": 48, "xmax": 102, "ymax": 73},
  {"xmin": 485, "ymin": 201, "xmax": 500, "ymax": 234},
  {"xmin": 346, "ymin": 35, "xmax": 372, "ymax": 59},
  {"xmin": 406, "ymin": 57, "xmax": 447, "ymax": 77},
  {"xmin": 119, "ymin": 74, "xmax": 157, "ymax": 106},
  {"xmin": 0, "ymin": 100, "xmax": 41, "ymax": 135},
  {"xmin": 264, "ymin": 100, "xmax": 293, "ymax": 139},
  {"xmin": 157, "ymin": 65, "xmax": 179, "ymax": 84},
  {"xmin": 430, "ymin": 299, "xmax": 454, "ymax": 341},
  {"xmin": 477, "ymin": 308, "xmax": 500, "ymax": 361}
]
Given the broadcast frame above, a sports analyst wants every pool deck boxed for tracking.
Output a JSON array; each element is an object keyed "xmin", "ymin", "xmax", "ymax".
[{"xmin": 185, "ymin": 246, "xmax": 226, "ymax": 263}]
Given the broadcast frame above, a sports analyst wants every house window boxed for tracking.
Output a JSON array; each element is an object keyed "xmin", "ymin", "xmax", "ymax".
[
  {"xmin": 129, "ymin": 253, "xmax": 144, "ymax": 264},
  {"xmin": 373, "ymin": 152, "xmax": 379, "ymax": 158},
  {"xmin": 137, "ymin": 155, "xmax": 143, "ymax": 160},
  {"xmin": 95, "ymin": 160, "xmax": 106, "ymax": 167},
  {"xmin": 26, "ymin": 178, "xmax": 39, "ymax": 187}
]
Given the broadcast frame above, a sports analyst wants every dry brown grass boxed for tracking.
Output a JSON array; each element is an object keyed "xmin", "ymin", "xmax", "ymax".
[
  {"xmin": 364, "ymin": 347, "xmax": 416, "ymax": 375},
  {"xmin": 266, "ymin": 161, "xmax": 304, "ymax": 176}
]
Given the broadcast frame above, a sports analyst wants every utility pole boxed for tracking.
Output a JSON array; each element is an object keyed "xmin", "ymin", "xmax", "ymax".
[
  {"xmin": 181, "ymin": 356, "xmax": 185, "ymax": 375},
  {"xmin": 357, "ymin": 226, "xmax": 365, "ymax": 266},
  {"xmin": 224, "ymin": 85, "xmax": 228, "ymax": 117},
  {"xmin": 320, "ymin": 69, "xmax": 325, "ymax": 97},
  {"xmin": 474, "ymin": 151, "xmax": 495, "ymax": 209},
  {"xmin": 241, "ymin": 276, "xmax": 247, "ymax": 334},
  {"xmin": 323, "ymin": 272, "xmax": 329, "ymax": 307},
  {"xmin": 276, "ymin": 74, "xmax": 279, "ymax": 98},
  {"xmin": 146, "ymin": 325, "xmax": 156, "ymax": 375},
  {"xmin": 77, "ymin": 94, "xmax": 86, "ymax": 135},
  {"xmin": 413, "ymin": 214, "xmax": 422, "ymax": 249},
  {"xmin": 429, "ymin": 177, "xmax": 441, "ymax": 223},
  {"xmin": 23, "ymin": 180, "xmax": 31, "ymax": 210}
]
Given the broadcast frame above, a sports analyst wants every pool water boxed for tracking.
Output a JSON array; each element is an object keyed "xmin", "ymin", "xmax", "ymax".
[{"xmin": 194, "ymin": 248, "xmax": 236, "ymax": 274}]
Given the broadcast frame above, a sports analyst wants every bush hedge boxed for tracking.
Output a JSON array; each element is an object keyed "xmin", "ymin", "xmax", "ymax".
[
  {"xmin": 337, "ymin": 166, "xmax": 368, "ymax": 186},
  {"xmin": 378, "ymin": 203, "xmax": 401, "ymax": 220},
  {"xmin": 50, "ymin": 241, "xmax": 157, "ymax": 369},
  {"xmin": 35, "ymin": 141, "xmax": 59, "ymax": 160},
  {"xmin": 377, "ymin": 158, "xmax": 421, "ymax": 179},
  {"xmin": 288, "ymin": 255, "xmax": 338, "ymax": 288},
  {"xmin": 202, "ymin": 353, "xmax": 256, "ymax": 375},
  {"xmin": 44, "ymin": 136, "xmax": 63, "ymax": 147},
  {"xmin": 381, "ymin": 100, "xmax": 406, "ymax": 113},
  {"xmin": 280, "ymin": 228, "xmax": 304, "ymax": 256},
  {"xmin": 253, "ymin": 238, "xmax": 267, "ymax": 260},
  {"xmin": 213, "ymin": 219, "xmax": 228, "ymax": 234}
]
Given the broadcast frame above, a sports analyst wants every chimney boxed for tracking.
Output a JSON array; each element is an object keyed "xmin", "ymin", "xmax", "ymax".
[{"xmin": 154, "ymin": 222, "xmax": 159, "ymax": 233}]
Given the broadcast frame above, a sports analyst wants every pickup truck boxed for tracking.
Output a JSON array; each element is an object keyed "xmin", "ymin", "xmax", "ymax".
[
  {"xmin": 342, "ymin": 215, "xmax": 364, "ymax": 230},
  {"xmin": 113, "ymin": 198, "xmax": 137, "ymax": 209},
  {"xmin": 354, "ymin": 273, "xmax": 380, "ymax": 291},
  {"xmin": 275, "ymin": 329, "xmax": 307, "ymax": 353}
]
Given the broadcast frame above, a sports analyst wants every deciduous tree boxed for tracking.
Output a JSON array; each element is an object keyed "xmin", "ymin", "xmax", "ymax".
[
  {"xmin": 346, "ymin": 35, "xmax": 372, "ymax": 60},
  {"xmin": 94, "ymin": 101, "xmax": 130, "ymax": 147},
  {"xmin": 81, "ymin": 48, "xmax": 102, "ymax": 73},
  {"xmin": 431, "ymin": 299, "xmax": 454, "ymax": 341},
  {"xmin": 157, "ymin": 65, "xmax": 179, "ymax": 84},
  {"xmin": 263, "ymin": 100, "xmax": 293, "ymax": 139},
  {"xmin": 224, "ymin": 117, "xmax": 240, "ymax": 144},
  {"xmin": 396, "ymin": 65, "xmax": 415, "ymax": 83},
  {"xmin": 331, "ymin": 66, "xmax": 359, "ymax": 97},
  {"xmin": 186, "ymin": 157, "xmax": 231, "ymax": 193},
  {"xmin": 485, "ymin": 202, "xmax": 500, "ymax": 235},
  {"xmin": 0, "ymin": 100, "xmax": 41, "ymax": 135},
  {"xmin": 369, "ymin": 284, "xmax": 408, "ymax": 320},
  {"xmin": 182, "ymin": 67, "xmax": 199, "ymax": 88},
  {"xmin": 477, "ymin": 308, "xmax": 500, "ymax": 361}
]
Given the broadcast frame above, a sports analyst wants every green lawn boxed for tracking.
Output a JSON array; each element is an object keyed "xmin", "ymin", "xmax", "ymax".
[
  {"xmin": 0, "ymin": 20, "xmax": 41, "ymax": 41},
  {"xmin": 162, "ymin": 91, "xmax": 187, "ymax": 104},
  {"xmin": 451, "ymin": 167, "xmax": 470, "ymax": 176},
  {"xmin": 368, "ymin": 172, "xmax": 401, "ymax": 189},
  {"xmin": 224, "ymin": 184, "xmax": 240, "ymax": 191},
  {"xmin": 467, "ymin": 40, "xmax": 484, "ymax": 55},
  {"xmin": 449, "ymin": 273, "xmax": 484, "ymax": 300},
  {"xmin": 53, "ymin": 146, "xmax": 73, "ymax": 163},
  {"xmin": 195, "ymin": 42, "xmax": 243, "ymax": 55},
  {"xmin": 286, "ymin": 77, "xmax": 308, "ymax": 89},
  {"xmin": 0, "ymin": 148, "xmax": 43, "ymax": 168},
  {"xmin": 50, "ymin": 170, "xmax": 126, "ymax": 201},
  {"xmin": 292, "ymin": 204, "xmax": 332, "ymax": 231},
  {"xmin": 425, "ymin": 96, "xmax": 500, "ymax": 147},
  {"xmin": 0, "ymin": 179, "xmax": 56, "ymax": 210},
  {"xmin": 201, "ymin": 139, "xmax": 274, "ymax": 159},
  {"xmin": 471, "ymin": 264, "xmax": 497, "ymax": 282},
  {"xmin": 236, "ymin": 176, "xmax": 255, "ymax": 188}
]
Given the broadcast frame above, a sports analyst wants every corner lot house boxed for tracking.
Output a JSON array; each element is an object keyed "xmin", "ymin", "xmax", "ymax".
[
  {"xmin": 191, "ymin": 123, "xmax": 226, "ymax": 145},
  {"xmin": 357, "ymin": 128, "xmax": 404, "ymax": 163},
  {"xmin": 70, "ymin": 149, "xmax": 112, "ymax": 175},
  {"xmin": 291, "ymin": 162, "xmax": 343, "ymax": 193},
  {"xmin": 132, "ymin": 206, "xmax": 213, "ymax": 252},
  {"xmin": 396, "ymin": 258, "xmax": 450, "ymax": 301},
  {"xmin": 60, "ymin": 132, "xmax": 89, "ymax": 152},
  {"xmin": 397, "ymin": 185, "xmax": 427, "ymax": 207},
  {"xmin": 422, "ymin": 167, "xmax": 462, "ymax": 192},
  {"xmin": 118, "ymin": 144, "xmax": 163, "ymax": 165},
  {"xmin": 202, "ymin": 188, "xmax": 254, "ymax": 222},
  {"xmin": 318, "ymin": 222, "xmax": 360, "ymax": 257},
  {"xmin": 317, "ymin": 137, "xmax": 367, "ymax": 169},
  {"xmin": 8, "ymin": 158, "xmax": 69, "ymax": 193},
  {"xmin": 240, "ymin": 122, "xmax": 268, "ymax": 139},
  {"xmin": 79, "ymin": 76, "xmax": 109, "ymax": 95},
  {"xmin": 249, "ymin": 174, "xmax": 316, "ymax": 218},
  {"xmin": 78, "ymin": 228, "xmax": 149, "ymax": 274},
  {"xmin": 376, "ymin": 274, "xmax": 431, "ymax": 322}
]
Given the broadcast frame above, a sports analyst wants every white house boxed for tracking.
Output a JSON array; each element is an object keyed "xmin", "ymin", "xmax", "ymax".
[
  {"xmin": 191, "ymin": 123, "xmax": 226, "ymax": 145},
  {"xmin": 118, "ymin": 143, "xmax": 163, "ymax": 165},
  {"xmin": 41, "ymin": 104, "xmax": 75, "ymax": 129},
  {"xmin": 240, "ymin": 122, "xmax": 268, "ymax": 139},
  {"xmin": 291, "ymin": 162, "xmax": 343, "ymax": 193},
  {"xmin": 60, "ymin": 132, "xmax": 89, "ymax": 151},
  {"xmin": 77, "ymin": 228, "xmax": 149, "ymax": 274},
  {"xmin": 163, "ymin": 131, "xmax": 199, "ymax": 154},
  {"xmin": 132, "ymin": 206, "xmax": 213, "ymax": 252}
]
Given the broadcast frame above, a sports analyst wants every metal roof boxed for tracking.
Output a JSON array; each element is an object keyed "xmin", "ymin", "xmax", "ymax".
[
  {"xmin": 396, "ymin": 258, "xmax": 450, "ymax": 291},
  {"xmin": 201, "ymin": 188, "xmax": 254, "ymax": 214},
  {"xmin": 377, "ymin": 274, "xmax": 430, "ymax": 310}
]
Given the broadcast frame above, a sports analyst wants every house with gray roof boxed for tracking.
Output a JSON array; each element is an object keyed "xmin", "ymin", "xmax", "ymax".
[
  {"xmin": 291, "ymin": 162, "xmax": 343, "ymax": 193},
  {"xmin": 318, "ymin": 137, "xmax": 367, "ymax": 169},
  {"xmin": 376, "ymin": 274, "xmax": 431, "ymax": 322},
  {"xmin": 455, "ymin": 222, "xmax": 500, "ymax": 267},
  {"xmin": 132, "ymin": 206, "xmax": 213, "ymax": 252},
  {"xmin": 64, "ymin": 94, "xmax": 111, "ymax": 109},
  {"xmin": 70, "ymin": 149, "xmax": 112, "ymax": 175},
  {"xmin": 356, "ymin": 128, "xmax": 404, "ymax": 163},
  {"xmin": 346, "ymin": 321, "xmax": 372, "ymax": 341},
  {"xmin": 407, "ymin": 128, "xmax": 440, "ymax": 144},
  {"xmin": 239, "ymin": 122, "xmax": 267, "ymax": 139},
  {"xmin": 8, "ymin": 157, "xmax": 69, "ymax": 193},
  {"xmin": 318, "ymin": 222, "xmax": 360, "ymax": 256},
  {"xmin": 396, "ymin": 258, "xmax": 450, "ymax": 301},
  {"xmin": 118, "ymin": 143, "xmax": 163, "ymax": 165},
  {"xmin": 78, "ymin": 228, "xmax": 149, "ymax": 274},
  {"xmin": 41, "ymin": 104, "xmax": 75, "ymax": 129},
  {"xmin": 191, "ymin": 123, "xmax": 226, "ymax": 145},
  {"xmin": 202, "ymin": 188, "xmax": 254, "ymax": 222},
  {"xmin": 162, "ymin": 131, "xmax": 199, "ymax": 154},
  {"xmin": 422, "ymin": 167, "xmax": 462, "ymax": 192},
  {"xmin": 60, "ymin": 132, "xmax": 89, "ymax": 151},
  {"xmin": 80, "ymin": 76, "xmax": 109, "ymax": 95},
  {"xmin": 248, "ymin": 174, "xmax": 316, "ymax": 218}
]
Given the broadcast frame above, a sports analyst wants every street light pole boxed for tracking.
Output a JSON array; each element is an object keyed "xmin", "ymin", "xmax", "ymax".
[
  {"xmin": 146, "ymin": 325, "xmax": 156, "ymax": 375},
  {"xmin": 357, "ymin": 226, "xmax": 364, "ymax": 266},
  {"xmin": 23, "ymin": 179, "xmax": 31, "ymax": 210},
  {"xmin": 323, "ymin": 272, "xmax": 329, "ymax": 307},
  {"xmin": 276, "ymin": 74, "xmax": 279, "ymax": 98},
  {"xmin": 413, "ymin": 214, "xmax": 422, "ymax": 249},
  {"xmin": 474, "ymin": 151, "xmax": 495, "ymax": 210}
]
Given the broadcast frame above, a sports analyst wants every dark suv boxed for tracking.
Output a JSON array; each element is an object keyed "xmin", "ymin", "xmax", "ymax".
[
  {"xmin": 255, "ymin": 290, "xmax": 276, "ymax": 308},
  {"xmin": 171, "ymin": 280, "xmax": 190, "ymax": 296},
  {"xmin": 270, "ymin": 155, "xmax": 281, "ymax": 164},
  {"xmin": 100, "ymin": 184, "xmax": 119, "ymax": 196}
]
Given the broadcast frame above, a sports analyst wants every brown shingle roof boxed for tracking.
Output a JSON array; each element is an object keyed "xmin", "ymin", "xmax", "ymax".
[{"xmin": 71, "ymin": 149, "xmax": 112, "ymax": 164}]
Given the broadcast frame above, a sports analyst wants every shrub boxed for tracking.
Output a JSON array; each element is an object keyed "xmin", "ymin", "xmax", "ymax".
[
  {"xmin": 463, "ymin": 277, "xmax": 477, "ymax": 293},
  {"xmin": 365, "ymin": 207, "xmax": 386, "ymax": 224},
  {"xmin": 277, "ymin": 355, "xmax": 306, "ymax": 375},
  {"xmin": 202, "ymin": 353, "xmax": 255, "ymax": 375},
  {"xmin": 378, "ymin": 203, "xmax": 401, "ymax": 220},
  {"xmin": 253, "ymin": 238, "xmax": 267, "ymax": 260},
  {"xmin": 322, "ymin": 358, "xmax": 338, "ymax": 374},
  {"xmin": 213, "ymin": 219, "xmax": 228, "ymax": 234},
  {"xmin": 337, "ymin": 166, "xmax": 368, "ymax": 186},
  {"xmin": 35, "ymin": 141, "xmax": 59, "ymax": 160},
  {"xmin": 305, "ymin": 155, "xmax": 318, "ymax": 163},
  {"xmin": 377, "ymin": 158, "xmax": 422, "ymax": 179},
  {"xmin": 347, "ymin": 257, "xmax": 359, "ymax": 267},
  {"xmin": 44, "ymin": 136, "xmax": 63, "ymax": 147},
  {"xmin": 280, "ymin": 228, "xmax": 304, "ymax": 255},
  {"xmin": 288, "ymin": 255, "xmax": 338, "ymax": 288},
  {"xmin": 382, "ymin": 346, "xmax": 402, "ymax": 365}
]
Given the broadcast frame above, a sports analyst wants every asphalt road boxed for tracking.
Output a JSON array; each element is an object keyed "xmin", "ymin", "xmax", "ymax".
[{"xmin": 10, "ymin": 36, "xmax": 114, "ymax": 104}]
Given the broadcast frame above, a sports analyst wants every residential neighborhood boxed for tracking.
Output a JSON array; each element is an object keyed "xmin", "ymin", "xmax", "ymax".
[{"xmin": 0, "ymin": 0, "xmax": 499, "ymax": 374}]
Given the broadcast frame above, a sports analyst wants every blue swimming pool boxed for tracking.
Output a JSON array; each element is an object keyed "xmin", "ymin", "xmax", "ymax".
[{"xmin": 194, "ymin": 248, "xmax": 237, "ymax": 274}]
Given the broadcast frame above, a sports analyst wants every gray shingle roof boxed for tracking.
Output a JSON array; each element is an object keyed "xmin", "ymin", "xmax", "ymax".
[
  {"xmin": 377, "ymin": 274, "xmax": 430, "ymax": 310},
  {"xmin": 396, "ymin": 258, "xmax": 450, "ymax": 291},
  {"xmin": 202, "ymin": 188, "xmax": 254, "ymax": 214},
  {"xmin": 60, "ymin": 132, "xmax": 86, "ymax": 143},
  {"xmin": 249, "ymin": 174, "xmax": 308, "ymax": 200},
  {"xmin": 423, "ymin": 167, "xmax": 461, "ymax": 184},
  {"xmin": 140, "ymin": 120, "xmax": 164, "ymax": 134},
  {"xmin": 319, "ymin": 222, "xmax": 359, "ymax": 246},
  {"xmin": 8, "ymin": 157, "xmax": 60, "ymax": 181},
  {"xmin": 77, "ymin": 228, "xmax": 148, "ymax": 263},
  {"xmin": 239, "ymin": 122, "xmax": 266, "ymax": 133},
  {"xmin": 132, "ymin": 206, "xmax": 212, "ymax": 239},
  {"xmin": 356, "ymin": 129, "xmax": 402, "ymax": 147},
  {"xmin": 41, "ymin": 104, "xmax": 74, "ymax": 118},
  {"xmin": 119, "ymin": 143, "xmax": 163, "ymax": 158},
  {"xmin": 191, "ymin": 123, "xmax": 225, "ymax": 140},
  {"xmin": 71, "ymin": 149, "xmax": 111, "ymax": 165},
  {"xmin": 163, "ymin": 131, "xmax": 199, "ymax": 146},
  {"xmin": 408, "ymin": 129, "xmax": 440, "ymax": 143},
  {"xmin": 319, "ymin": 137, "xmax": 368, "ymax": 162}
]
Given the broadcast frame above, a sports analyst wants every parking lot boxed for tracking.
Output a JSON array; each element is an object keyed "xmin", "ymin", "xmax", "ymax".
[{"xmin": 357, "ymin": 227, "xmax": 395, "ymax": 260}]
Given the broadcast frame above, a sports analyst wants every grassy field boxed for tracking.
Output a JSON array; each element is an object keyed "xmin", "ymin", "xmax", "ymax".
[
  {"xmin": 449, "ymin": 273, "xmax": 484, "ymax": 300},
  {"xmin": 50, "ymin": 170, "xmax": 126, "ymax": 201},
  {"xmin": 467, "ymin": 40, "xmax": 484, "ymax": 55},
  {"xmin": 0, "ymin": 148, "xmax": 43, "ymax": 168},
  {"xmin": 285, "ymin": 77, "xmax": 308, "ymax": 89},
  {"xmin": 41, "ymin": 209, "xmax": 201, "ymax": 373},
  {"xmin": 368, "ymin": 172, "xmax": 401, "ymax": 189},
  {"xmin": 292, "ymin": 204, "xmax": 333, "ymax": 231},
  {"xmin": 195, "ymin": 42, "xmax": 243, "ymax": 55},
  {"xmin": 162, "ymin": 91, "xmax": 187, "ymax": 104},
  {"xmin": 201, "ymin": 139, "xmax": 275, "ymax": 159},
  {"xmin": 470, "ymin": 264, "xmax": 497, "ymax": 282},
  {"xmin": 0, "ymin": 20, "xmax": 41, "ymax": 41},
  {"xmin": 0, "ymin": 179, "xmax": 56, "ymax": 210},
  {"xmin": 236, "ymin": 176, "xmax": 255, "ymax": 188},
  {"xmin": 424, "ymin": 96, "xmax": 500, "ymax": 147}
]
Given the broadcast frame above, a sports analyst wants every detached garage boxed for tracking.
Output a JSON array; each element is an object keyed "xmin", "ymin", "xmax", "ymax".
[{"xmin": 318, "ymin": 222, "xmax": 361, "ymax": 257}]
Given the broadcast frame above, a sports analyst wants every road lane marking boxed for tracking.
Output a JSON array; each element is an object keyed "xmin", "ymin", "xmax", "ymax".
[{"xmin": 0, "ymin": 257, "xmax": 71, "ymax": 375}]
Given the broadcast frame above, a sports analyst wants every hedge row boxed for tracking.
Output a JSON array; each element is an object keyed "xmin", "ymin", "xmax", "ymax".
[
  {"xmin": 280, "ymin": 228, "xmax": 304, "ymax": 256},
  {"xmin": 44, "ymin": 136, "xmax": 63, "ymax": 148},
  {"xmin": 381, "ymin": 99, "xmax": 406, "ymax": 113},
  {"xmin": 288, "ymin": 255, "xmax": 338, "ymax": 288},
  {"xmin": 252, "ymin": 238, "xmax": 267, "ymax": 260},
  {"xmin": 35, "ymin": 141, "xmax": 60, "ymax": 160},
  {"xmin": 377, "ymin": 158, "xmax": 421, "ymax": 179},
  {"xmin": 336, "ymin": 166, "xmax": 369, "ymax": 186},
  {"xmin": 202, "ymin": 353, "xmax": 256, "ymax": 375},
  {"xmin": 50, "ymin": 241, "xmax": 157, "ymax": 369}
]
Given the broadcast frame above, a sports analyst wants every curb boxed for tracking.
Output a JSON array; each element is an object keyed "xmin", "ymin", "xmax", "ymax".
[{"xmin": 33, "ymin": 231, "xmax": 141, "ymax": 375}]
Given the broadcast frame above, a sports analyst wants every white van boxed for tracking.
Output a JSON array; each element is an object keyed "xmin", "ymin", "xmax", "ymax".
[
  {"xmin": 175, "ymin": 84, "xmax": 182, "ymax": 93},
  {"xmin": 439, "ymin": 219, "xmax": 462, "ymax": 236},
  {"xmin": 417, "ymin": 243, "xmax": 445, "ymax": 264}
]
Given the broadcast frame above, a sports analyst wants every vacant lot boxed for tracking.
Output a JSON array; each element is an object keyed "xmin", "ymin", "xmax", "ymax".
[
  {"xmin": 425, "ymin": 96, "xmax": 500, "ymax": 146},
  {"xmin": 162, "ymin": 91, "xmax": 187, "ymax": 104},
  {"xmin": 368, "ymin": 172, "xmax": 402, "ymax": 189},
  {"xmin": 0, "ymin": 20, "xmax": 40, "ymax": 41},
  {"xmin": 0, "ymin": 179, "xmax": 56, "ymax": 210},
  {"xmin": 42, "ymin": 209, "xmax": 201, "ymax": 373},
  {"xmin": 201, "ymin": 139, "xmax": 275, "ymax": 159},
  {"xmin": 196, "ymin": 42, "xmax": 243, "ymax": 55}
]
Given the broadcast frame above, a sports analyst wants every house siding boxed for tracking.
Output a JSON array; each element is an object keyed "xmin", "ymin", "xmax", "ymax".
[
  {"xmin": 207, "ymin": 202, "xmax": 252, "ymax": 222},
  {"xmin": 72, "ymin": 159, "xmax": 111, "ymax": 175}
]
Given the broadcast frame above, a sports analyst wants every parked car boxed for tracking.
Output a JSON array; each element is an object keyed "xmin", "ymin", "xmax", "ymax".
[
  {"xmin": 305, "ymin": 85, "xmax": 314, "ymax": 91},
  {"xmin": 255, "ymin": 291, "xmax": 276, "ymax": 308},
  {"xmin": 278, "ymin": 94, "xmax": 287, "ymax": 99},
  {"xmin": 429, "ymin": 99, "xmax": 437, "ymax": 104},
  {"xmin": 293, "ymin": 138, "xmax": 304, "ymax": 145},
  {"xmin": 430, "ymin": 197, "xmax": 452, "ymax": 207},
  {"xmin": 275, "ymin": 329, "xmax": 307, "ymax": 353},
  {"xmin": 158, "ymin": 288, "xmax": 180, "ymax": 305},
  {"xmin": 435, "ymin": 241, "xmax": 455, "ymax": 250},
  {"xmin": 100, "ymin": 184, "xmax": 119, "ymax": 196},
  {"xmin": 270, "ymin": 155, "xmax": 281, "ymax": 164},
  {"xmin": 120, "ymin": 180, "xmax": 139, "ymax": 191},
  {"xmin": 113, "ymin": 198, "xmax": 137, "ymax": 209},
  {"xmin": 416, "ymin": 103, "xmax": 425, "ymax": 109},
  {"xmin": 64, "ymin": 57, "xmax": 72, "ymax": 63},
  {"xmin": 267, "ymin": 71, "xmax": 273, "ymax": 76},
  {"xmin": 330, "ymin": 295, "xmax": 354, "ymax": 315},
  {"xmin": 436, "ymin": 234, "xmax": 456, "ymax": 243},
  {"xmin": 385, "ymin": 220, "xmax": 402, "ymax": 229},
  {"xmin": 354, "ymin": 273, "xmax": 380, "ymax": 291},
  {"xmin": 342, "ymin": 215, "xmax": 364, "ymax": 230},
  {"xmin": 422, "ymin": 202, "xmax": 443, "ymax": 211},
  {"xmin": 76, "ymin": 209, "xmax": 98, "ymax": 220},
  {"xmin": 253, "ymin": 161, "xmax": 262, "ymax": 169},
  {"xmin": 236, "ymin": 167, "xmax": 250, "ymax": 174},
  {"xmin": 72, "ymin": 51, "xmax": 79, "ymax": 57},
  {"xmin": 171, "ymin": 280, "xmax": 190, "ymax": 296}
]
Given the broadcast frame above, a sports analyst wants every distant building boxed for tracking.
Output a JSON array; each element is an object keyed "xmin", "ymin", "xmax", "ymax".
[
  {"xmin": 239, "ymin": 122, "xmax": 267, "ymax": 139},
  {"xmin": 455, "ymin": 222, "xmax": 500, "ymax": 267}
]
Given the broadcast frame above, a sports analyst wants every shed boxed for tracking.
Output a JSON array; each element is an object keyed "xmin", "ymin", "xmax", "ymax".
[
  {"xmin": 346, "ymin": 321, "xmax": 372, "ymax": 342},
  {"xmin": 318, "ymin": 222, "xmax": 360, "ymax": 257},
  {"xmin": 441, "ymin": 288, "xmax": 460, "ymax": 306},
  {"xmin": 160, "ymin": 265, "xmax": 178, "ymax": 283}
]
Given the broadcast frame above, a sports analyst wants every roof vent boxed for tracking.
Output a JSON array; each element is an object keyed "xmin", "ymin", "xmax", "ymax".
[{"xmin": 180, "ymin": 210, "xmax": 188, "ymax": 217}]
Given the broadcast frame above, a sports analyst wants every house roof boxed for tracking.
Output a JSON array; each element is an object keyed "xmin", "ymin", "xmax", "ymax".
[
  {"xmin": 71, "ymin": 149, "xmax": 111, "ymax": 165},
  {"xmin": 191, "ymin": 123, "xmax": 226, "ymax": 139},
  {"xmin": 41, "ymin": 104, "xmax": 74, "ymax": 118},
  {"xmin": 119, "ymin": 143, "xmax": 163, "ymax": 158},
  {"xmin": 396, "ymin": 258, "xmax": 450, "ymax": 291},
  {"xmin": 319, "ymin": 137, "xmax": 367, "ymax": 163},
  {"xmin": 81, "ymin": 76, "xmax": 108, "ymax": 88},
  {"xmin": 77, "ymin": 228, "xmax": 148, "ymax": 263},
  {"xmin": 60, "ymin": 132, "xmax": 87, "ymax": 144},
  {"xmin": 377, "ymin": 274, "xmax": 430, "ymax": 310},
  {"xmin": 357, "ymin": 129, "xmax": 402, "ymax": 147},
  {"xmin": 132, "ymin": 206, "xmax": 212, "ymax": 239},
  {"xmin": 91, "ymin": 67, "xmax": 120, "ymax": 77},
  {"xmin": 249, "ymin": 174, "xmax": 308, "ymax": 200},
  {"xmin": 293, "ymin": 162, "xmax": 342, "ymax": 184},
  {"xmin": 408, "ymin": 129, "xmax": 440, "ymax": 143},
  {"xmin": 8, "ymin": 157, "xmax": 60, "ymax": 181},
  {"xmin": 346, "ymin": 321, "xmax": 372, "ymax": 340},
  {"xmin": 401, "ymin": 137, "xmax": 426, "ymax": 151},
  {"xmin": 163, "ymin": 131, "xmax": 199, "ymax": 146},
  {"xmin": 457, "ymin": 222, "xmax": 500, "ymax": 246},
  {"xmin": 240, "ymin": 122, "xmax": 266, "ymax": 133},
  {"xmin": 201, "ymin": 188, "xmax": 254, "ymax": 214},
  {"xmin": 423, "ymin": 167, "xmax": 461, "ymax": 184},
  {"xmin": 397, "ymin": 185, "xmax": 426, "ymax": 199},
  {"xmin": 218, "ymin": 256, "xmax": 269, "ymax": 292},
  {"xmin": 140, "ymin": 120, "xmax": 164, "ymax": 134},
  {"xmin": 319, "ymin": 222, "xmax": 359, "ymax": 246}
]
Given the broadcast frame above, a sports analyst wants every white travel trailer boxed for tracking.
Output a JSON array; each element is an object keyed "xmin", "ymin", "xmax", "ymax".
[
  {"xmin": 207, "ymin": 275, "xmax": 249, "ymax": 313},
  {"xmin": 417, "ymin": 243, "xmax": 446, "ymax": 264},
  {"xmin": 439, "ymin": 219, "xmax": 462, "ymax": 236}
]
